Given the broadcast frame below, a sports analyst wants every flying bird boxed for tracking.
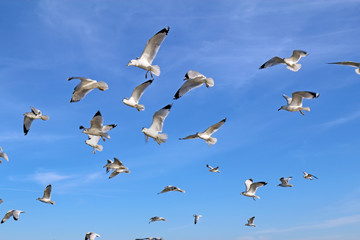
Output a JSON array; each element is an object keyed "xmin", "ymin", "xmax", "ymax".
[
  {"xmin": 149, "ymin": 216, "xmax": 167, "ymax": 223},
  {"xmin": 206, "ymin": 164, "xmax": 220, "ymax": 173},
  {"xmin": 85, "ymin": 232, "xmax": 101, "ymax": 240},
  {"xmin": 278, "ymin": 177, "xmax": 293, "ymax": 187},
  {"xmin": 1, "ymin": 210, "xmax": 25, "ymax": 224},
  {"xmin": 0, "ymin": 147, "xmax": 9, "ymax": 164},
  {"xmin": 179, "ymin": 118, "xmax": 226, "ymax": 146},
  {"xmin": 142, "ymin": 104, "xmax": 172, "ymax": 145},
  {"xmin": 245, "ymin": 216, "xmax": 256, "ymax": 227},
  {"xmin": 193, "ymin": 214, "xmax": 202, "ymax": 224},
  {"xmin": 123, "ymin": 79, "xmax": 153, "ymax": 111},
  {"xmin": 104, "ymin": 158, "xmax": 130, "ymax": 179},
  {"xmin": 80, "ymin": 111, "xmax": 117, "ymax": 141},
  {"xmin": 36, "ymin": 184, "xmax": 55, "ymax": 205},
  {"xmin": 259, "ymin": 50, "xmax": 308, "ymax": 72},
  {"xmin": 68, "ymin": 77, "xmax": 108, "ymax": 102},
  {"xmin": 303, "ymin": 172, "xmax": 318, "ymax": 180},
  {"xmin": 278, "ymin": 91, "xmax": 319, "ymax": 115},
  {"xmin": 23, "ymin": 107, "xmax": 49, "ymax": 135},
  {"xmin": 241, "ymin": 179, "xmax": 267, "ymax": 201},
  {"xmin": 127, "ymin": 27, "xmax": 170, "ymax": 79},
  {"xmin": 158, "ymin": 185, "xmax": 185, "ymax": 194},
  {"xmin": 173, "ymin": 70, "xmax": 214, "ymax": 100},
  {"xmin": 328, "ymin": 61, "xmax": 360, "ymax": 74}
]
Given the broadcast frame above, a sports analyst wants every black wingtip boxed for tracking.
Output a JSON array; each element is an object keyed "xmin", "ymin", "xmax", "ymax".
[
  {"xmin": 163, "ymin": 104, "xmax": 172, "ymax": 110},
  {"xmin": 259, "ymin": 64, "xmax": 265, "ymax": 69},
  {"xmin": 222, "ymin": 118, "xmax": 227, "ymax": 122},
  {"xmin": 146, "ymin": 79, "xmax": 154, "ymax": 84},
  {"xmin": 173, "ymin": 90, "xmax": 180, "ymax": 100},
  {"xmin": 94, "ymin": 111, "xmax": 101, "ymax": 117},
  {"xmin": 79, "ymin": 125, "xmax": 84, "ymax": 130},
  {"xmin": 261, "ymin": 182, "xmax": 268, "ymax": 186},
  {"xmin": 158, "ymin": 26, "xmax": 170, "ymax": 35}
]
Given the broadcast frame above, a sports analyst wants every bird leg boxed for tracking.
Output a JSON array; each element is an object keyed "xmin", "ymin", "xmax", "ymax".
[
  {"xmin": 102, "ymin": 137, "xmax": 106, "ymax": 142},
  {"xmin": 299, "ymin": 110, "xmax": 305, "ymax": 115},
  {"xmin": 252, "ymin": 197, "xmax": 256, "ymax": 201},
  {"xmin": 145, "ymin": 71, "xmax": 148, "ymax": 79},
  {"xmin": 150, "ymin": 71, "xmax": 153, "ymax": 78}
]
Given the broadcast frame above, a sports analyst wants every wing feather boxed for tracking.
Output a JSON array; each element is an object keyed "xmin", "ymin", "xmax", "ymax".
[
  {"xmin": 149, "ymin": 104, "xmax": 172, "ymax": 132},
  {"xmin": 203, "ymin": 118, "xmax": 226, "ymax": 136},
  {"xmin": 139, "ymin": 27, "xmax": 170, "ymax": 65},
  {"xmin": 130, "ymin": 80, "xmax": 153, "ymax": 102}
]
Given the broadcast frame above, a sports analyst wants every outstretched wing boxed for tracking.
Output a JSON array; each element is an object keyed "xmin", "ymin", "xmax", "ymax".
[
  {"xmin": 290, "ymin": 91, "xmax": 319, "ymax": 107},
  {"xmin": 173, "ymin": 79, "xmax": 204, "ymax": 100},
  {"xmin": 248, "ymin": 216, "xmax": 255, "ymax": 224},
  {"xmin": 249, "ymin": 181, "xmax": 267, "ymax": 194},
  {"xmin": 139, "ymin": 27, "xmax": 170, "ymax": 65},
  {"xmin": 68, "ymin": 77, "xmax": 97, "ymax": 102},
  {"xmin": 282, "ymin": 94, "xmax": 292, "ymax": 105},
  {"xmin": 90, "ymin": 111, "xmax": 103, "ymax": 130},
  {"xmin": 149, "ymin": 104, "xmax": 172, "ymax": 132},
  {"xmin": 1, "ymin": 210, "xmax": 13, "ymax": 224},
  {"xmin": 287, "ymin": 50, "xmax": 308, "ymax": 63},
  {"xmin": 259, "ymin": 56, "xmax": 285, "ymax": 69},
  {"xmin": 328, "ymin": 61, "xmax": 360, "ymax": 67},
  {"xmin": 179, "ymin": 134, "xmax": 198, "ymax": 140},
  {"xmin": 43, "ymin": 184, "xmax": 52, "ymax": 199},
  {"xmin": 130, "ymin": 79, "xmax": 153, "ymax": 102},
  {"xmin": 23, "ymin": 116, "xmax": 34, "ymax": 135},
  {"xmin": 244, "ymin": 179, "xmax": 253, "ymax": 192},
  {"xmin": 203, "ymin": 118, "xmax": 226, "ymax": 136}
]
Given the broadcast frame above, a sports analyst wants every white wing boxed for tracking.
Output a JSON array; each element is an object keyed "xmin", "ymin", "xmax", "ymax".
[
  {"xmin": 86, "ymin": 135, "xmax": 101, "ymax": 147},
  {"xmin": 282, "ymin": 94, "xmax": 292, "ymax": 105},
  {"xmin": 206, "ymin": 164, "xmax": 213, "ymax": 170},
  {"xmin": 184, "ymin": 70, "xmax": 205, "ymax": 80},
  {"xmin": 290, "ymin": 91, "xmax": 319, "ymax": 107},
  {"xmin": 102, "ymin": 124, "xmax": 117, "ymax": 132},
  {"xmin": 203, "ymin": 118, "xmax": 226, "ymax": 136},
  {"xmin": 90, "ymin": 111, "xmax": 103, "ymax": 130},
  {"xmin": 286, "ymin": 50, "xmax": 308, "ymax": 63},
  {"xmin": 43, "ymin": 184, "xmax": 52, "ymax": 199},
  {"xmin": 259, "ymin": 56, "xmax": 285, "ymax": 69},
  {"xmin": 12, "ymin": 210, "xmax": 23, "ymax": 221},
  {"xmin": 244, "ymin": 179, "xmax": 253, "ymax": 192},
  {"xmin": 130, "ymin": 79, "xmax": 153, "ymax": 102},
  {"xmin": 139, "ymin": 27, "xmax": 170, "ymax": 65},
  {"xmin": 173, "ymin": 79, "xmax": 204, "ymax": 100},
  {"xmin": 248, "ymin": 182, "xmax": 267, "ymax": 194},
  {"xmin": 149, "ymin": 104, "xmax": 172, "ymax": 132}
]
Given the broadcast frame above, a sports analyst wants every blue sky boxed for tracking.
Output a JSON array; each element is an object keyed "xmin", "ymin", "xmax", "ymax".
[{"xmin": 0, "ymin": 0, "xmax": 360, "ymax": 239}]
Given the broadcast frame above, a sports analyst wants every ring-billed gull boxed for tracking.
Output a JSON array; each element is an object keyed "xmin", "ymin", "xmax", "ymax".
[
  {"xmin": 68, "ymin": 77, "xmax": 109, "ymax": 103},
  {"xmin": 278, "ymin": 177, "xmax": 293, "ymax": 187},
  {"xmin": 149, "ymin": 216, "xmax": 167, "ymax": 223},
  {"xmin": 85, "ymin": 232, "xmax": 100, "ymax": 240},
  {"xmin": 142, "ymin": 104, "xmax": 172, "ymax": 145},
  {"xmin": 206, "ymin": 164, "xmax": 220, "ymax": 173},
  {"xmin": 193, "ymin": 214, "xmax": 202, "ymax": 224},
  {"xmin": 173, "ymin": 70, "xmax": 214, "ymax": 100},
  {"xmin": 240, "ymin": 179, "xmax": 267, "ymax": 201},
  {"xmin": 278, "ymin": 91, "xmax": 319, "ymax": 115},
  {"xmin": 127, "ymin": 27, "xmax": 170, "ymax": 79},
  {"xmin": 0, "ymin": 147, "xmax": 9, "ymax": 164},
  {"xmin": 158, "ymin": 185, "xmax": 185, "ymax": 194},
  {"xmin": 245, "ymin": 216, "xmax": 256, "ymax": 227},
  {"xmin": 80, "ymin": 111, "xmax": 117, "ymax": 141},
  {"xmin": 123, "ymin": 79, "xmax": 153, "ymax": 111},
  {"xmin": 303, "ymin": 171, "xmax": 318, "ymax": 180},
  {"xmin": 1, "ymin": 210, "xmax": 25, "ymax": 224},
  {"xmin": 23, "ymin": 107, "xmax": 49, "ymax": 135},
  {"xmin": 179, "ymin": 118, "xmax": 226, "ymax": 146},
  {"xmin": 328, "ymin": 61, "xmax": 360, "ymax": 75},
  {"xmin": 36, "ymin": 184, "xmax": 55, "ymax": 205},
  {"xmin": 103, "ymin": 158, "xmax": 130, "ymax": 179},
  {"xmin": 259, "ymin": 50, "xmax": 308, "ymax": 72}
]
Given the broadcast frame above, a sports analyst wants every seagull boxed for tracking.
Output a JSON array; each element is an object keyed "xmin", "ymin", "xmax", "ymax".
[
  {"xmin": 23, "ymin": 107, "xmax": 49, "ymax": 135},
  {"xmin": 303, "ymin": 172, "xmax": 318, "ymax": 180},
  {"xmin": 149, "ymin": 216, "xmax": 167, "ymax": 223},
  {"xmin": 85, "ymin": 135, "xmax": 103, "ymax": 154},
  {"xmin": 109, "ymin": 168, "xmax": 130, "ymax": 179},
  {"xmin": 278, "ymin": 91, "xmax": 319, "ymax": 115},
  {"xmin": 104, "ymin": 158, "xmax": 130, "ymax": 179},
  {"xmin": 240, "ymin": 179, "xmax": 267, "ymax": 201},
  {"xmin": 245, "ymin": 216, "xmax": 256, "ymax": 227},
  {"xmin": 328, "ymin": 61, "xmax": 360, "ymax": 75},
  {"xmin": 85, "ymin": 232, "xmax": 101, "ymax": 240},
  {"xmin": 36, "ymin": 184, "xmax": 55, "ymax": 205},
  {"xmin": 193, "ymin": 214, "xmax": 202, "ymax": 224},
  {"xmin": 142, "ymin": 104, "xmax": 172, "ymax": 145},
  {"xmin": 179, "ymin": 118, "xmax": 226, "ymax": 146},
  {"xmin": 127, "ymin": 27, "xmax": 170, "ymax": 79},
  {"xmin": 68, "ymin": 77, "xmax": 109, "ymax": 103},
  {"xmin": 80, "ymin": 111, "xmax": 117, "ymax": 141},
  {"xmin": 278, "ymin": 177, "xmax": 293, "ymax": 187},
  {"xmin": 206, "ymin": 164, "xmax": 220, "ymax": 173},
  {"xmin": 1, "ymin": 210, "xmax": 25, "ymax": 224},
  {"xmin": 173, "ymin": 70, "xmax": 214, "ymax": 100},
  {"xmin": 260, "ymin": 50, "xmax": 308, "ymax": 72},
  {"xmin": 123, "ymin": 79, "xmax": 153, "ymax": 111},
  {"xmin": 0, "ymin": 147, "xmax": 9, "ymax": 164},
  {"xmin": 158, "ymin": 185, "xmax": 185, "ymax": 194}
]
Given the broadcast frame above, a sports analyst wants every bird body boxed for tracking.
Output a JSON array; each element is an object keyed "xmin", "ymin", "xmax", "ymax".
[
  {"xmin": 278, "ymin": 177, "xmax": 293, "ymax": 187},
  {"xmin": 206, "ymin": 164, "xmax": 220, "ymax": 173},
  {"xmin": 85, "ymin": 232, "xmax": 100, "ymax": 240},
  {"xmin": 80, "ymin": 111, "xmax": 117, "ymax": 140},
  {"xmin": 278, "ymin": 91, "xmax": 319, "ymax": 115},
  {"xmin": 68, "ymin": 77, "xmax": 108, "ymax": 102},
  {"xmin": 193, "ymin": 214, "xmax": 202, "ymax": 224},
  {"xmin": 260, "ymin": 50, "xmax": 308, "ymax": 72},
  {"xmin": 149, "ymin": 216, "xmax": 167, "ymax": 223},
  {"xmin": 23, "ymin": 107, "xmax": 49, "ymax": 135},
  {"xmin": 173, "ymin": 70, "xmax": 214, "ymax": 99},
  {"xmin": 123, "ymin": 79, "xmax": 153, "ymax": 111},
  {"xmin": 36, "ymin": 184, "xmax": 55, "ymax": 205},
  {"xmin": 104, "ymin": 158, "xmax": 130, "ymax": 179},
  {"xmin": 158, "ymin": 185, "xmax": 185, "ymax": 194},
  {"xmin": 241, "ymin": 179, "xmax": 267, "ymax": 201},
  {"xmin": 1, "ymin": 210, "xmax": 24, "ymax": 224},
  {"xmin": 303, "ymin": 172, "xmax": 318, "ymax": 180}
]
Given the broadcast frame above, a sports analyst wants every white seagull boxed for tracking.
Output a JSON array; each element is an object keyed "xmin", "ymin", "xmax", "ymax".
[
  {"xmin": 1, "ymin": 210, "xmax": 25, "ymax": 224},
  {"xmin": 245, "ymin": 216, "xmax": 256, "ymax": 227},
  {"xmin": 173, "ymin": 70, "xmax": 214, "ymax": 100},
  {"xmin": 80, "ymin": 111, "xmax": 117, "ymax": 140},
  {"xmin": 206, "ymin": 164, "xmax": 220, "ymax": 173},
  {"xmin": 149, "ymin": 216, "xmax": 167, "ymax": 224},
  {"xmin": 328, "ymin": 61, "xmax": 360, "ymax": 75},
  {"xmin": 36, "ymin": 184, "xmax": 55, "ymax": 205},
  {"xmin": 303, "ymin": 171, "xmax": 318, "ymax": 180},
  {"xmin": 68, "ymin": 77, "xmax": 109, "ymax": 103},
  {"xmin": 85, "ymin": 232, "xmax": 101, "ymax": 240},
  {"xmin": 104, "ymin": 158, "xmax": 130, "ymax": 179},
  {"xmin": 278, "ymin": 177, "xmax": 293, "ymax": 187},
  {"xmin": 158, "ymin": 185, "xmax": 185, "ymax": 194},
  {"xmin": 123, "ymin": 79, "xmax": 153, "ymax": 111},
  {"xmin": 241, "ymin": 179, "xmax": 267, "ymax": 201},
  {"xmin": 23, "ymin": 107, "xmax": 49, "ymax": 135},
  {"xmin": 127, "ymin": 27, "xmax": 170, "ymax": 79},
  {"xmin": 0, "ymin": 147, "xmax": 9, "ymax": 164},
  {"xmin": 259, "ymin": 50, "xmax": 308, "ymax": 72},
  {"xmin": 142, "ymin": 104, "xmax": 172, "ymax": 145},
  {"xmin": 278, "ymin": 91, "xmax": 319, "ymax": 115},
  {"xmin": 193, "ymin": 214, "xmax": 202, "ymax": 224},
  {"xmin": 85, "ymin": 135, "xmax": 103, "ymax": 154},
  {"xmin": 179, "ymin": 118, "xmax": 226, "ymax": 146}
]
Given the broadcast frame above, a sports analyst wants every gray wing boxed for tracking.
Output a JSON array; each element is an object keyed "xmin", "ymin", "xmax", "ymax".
[
  {"xmin": 203, "ymin": 118, "xmax": 226, "ymax": 136},
  {"xmin": 149, "ymin": 104, "xmax": 172, "ymax": 132},
  {"xmin": 287, "ymin": 50, "xmax": 308, "ymax": 63},
  {"xmin": 184, "ymin": 70, "xmax": 205, "ymax": 80},
  {"xmin": 31, "ymin": 107, "xmax": 41, "ymax": 115},
  {"xmin": 173, "ymin": 79, "xmax": 204, "ymax": 100},
  {"xmin": 290, "ymin": 91, "xmax": 319, "ymax": 107},
  {"xmin": 0, "ymin": 152, "xmax": 9, "ymax": 162},
  {"xmin": 282, "ymin": 94, "xmax": 292, "ymax": 105},
  {"xmin": 86, "ymin": 135, "xmax": 101, "ymax": 147},
  {"xmin": 248, "ymin": 216, "xmax": 255, "ymax": 224},
  {"xmin": 90, "ymin": 111, "xmax": 103, "ymax": 130},
  {"xmin": 102, "ymin": 124, "xmax": 117, "ymax": 132},
  {"xmin": 139, "ymin": 27, "xmax": 170, "ymax": 65},
  {"xmin": 328, "ymin": 61, "xmax": 360, "ymax": 67},
  {"xmin": 259, "ymin": 56, "xmax": 285, "ymax": 69},
  {"xmin": 43, "ymin": 184, "xmax": 52, "ymax": 199},
  {"xmin": 179, "ymin": 134, "xmax": 198, "ymax": 140},
  {"xmin": 68, "ymin": 77, "xmax": 97, "ymax": 102},
  {"xmin": 113, "ymin": 158, "xmax": 125, "ymax": 168},
  {"xmin": 109, "ymin": 170, "xmax": 120, "ymax": 179},
  {"xmin": 1, "ymin": 210, "xmax": 13, "ymax": 223},
  {"xmin": 130, "ymin": 79, "xmax": 153, "ymax": 102},
  {"xmin": 23, "ymin": 115, "xmax": 34, "ymax": 135},
  {"xmin": 249, "ymin": 182, "xmax": 267, "ymax": 194}
]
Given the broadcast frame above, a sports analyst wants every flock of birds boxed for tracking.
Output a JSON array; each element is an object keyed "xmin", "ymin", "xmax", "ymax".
[{"xmin": 0, "ymin": 25, "xmax": 358, "ymax": 240}]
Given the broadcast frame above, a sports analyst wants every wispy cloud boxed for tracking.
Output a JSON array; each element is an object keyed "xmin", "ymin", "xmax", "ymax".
[
  {"xmin": 29, "ymin": 171, "xmax": 73, "ymax": 185},
  {"xmin": 322, "ymin": 111, "xmax": 360, "ymax": 127}
]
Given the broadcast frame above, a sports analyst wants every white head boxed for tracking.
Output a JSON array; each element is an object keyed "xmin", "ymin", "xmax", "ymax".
[
  {"xmin": 97, "ymin": 81, "xmax": 109, "ymax": 91},
  {"xmin": 278, "ymin": 105, "xmax": 286, "ymax": 111},
  {"xmin": 127, "ymin": 59, "xmax": 137, "ymax": 67}
]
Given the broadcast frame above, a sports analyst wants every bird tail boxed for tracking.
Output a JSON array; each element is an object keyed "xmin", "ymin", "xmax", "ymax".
[
  {"xmin": 41, "ymin": 115, "xmax": 50, "ymax": 121},
  {"xmin": 102, "ymin": 133, "xmax": 110, "ymax": 139},
  {"xmin": 157, "ymin": 133, "xmax": 168, "ymax": 144},
  {"xmin": 207, "ymin": 137, "xmax": 217, "ymax": 145},
  {"xmin": 97, "ymin": 81, "xmax": 109, "ymax": 91},
  {"xmin": 355, "ymin": 68, "xmax": 360, "ymax": 75},
  {"xmin": 287, "ymin": 63, "xmax": 301, "ymax": 72},
  {"xmin": 205, "ymin": 78, "xmax": 214, "ymax": 88},
  {"xmin": 151, "ymin": 65, "xmax": 160, "ymax": 76},
  {"xmin": 136, "ymin": 104, "xmax": 145, "ymax": 111},
  {"xmin": 301, "ymin": 107, "xmax": 311, "ymax": 112}
]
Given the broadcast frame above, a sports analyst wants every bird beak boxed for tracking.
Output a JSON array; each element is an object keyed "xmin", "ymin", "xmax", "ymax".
[
  {"xmin": 278, "ymin": 108, "xmax": 281, "ymax": 111},
  {"xmin": 127, "ymin": 63, "xmax": 130, "ymax": 67}
]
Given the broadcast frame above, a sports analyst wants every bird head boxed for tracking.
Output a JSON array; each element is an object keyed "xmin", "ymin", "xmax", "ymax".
[
  {"xmin": 127, "ymin": 60, "xmax": 136, "ymax": 67},
  {"xmin": 278, "ymin": 106, "xmax": 285, "ymax": 111}
]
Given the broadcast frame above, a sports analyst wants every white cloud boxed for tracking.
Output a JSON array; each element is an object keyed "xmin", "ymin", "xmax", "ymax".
[
  {"xmin": 30, "ymin": 172, "xmax": 73, "ymax": 185},
  {"xmin": 322, "ymin": 111, "xmax": 360, "ymax": 127}
]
